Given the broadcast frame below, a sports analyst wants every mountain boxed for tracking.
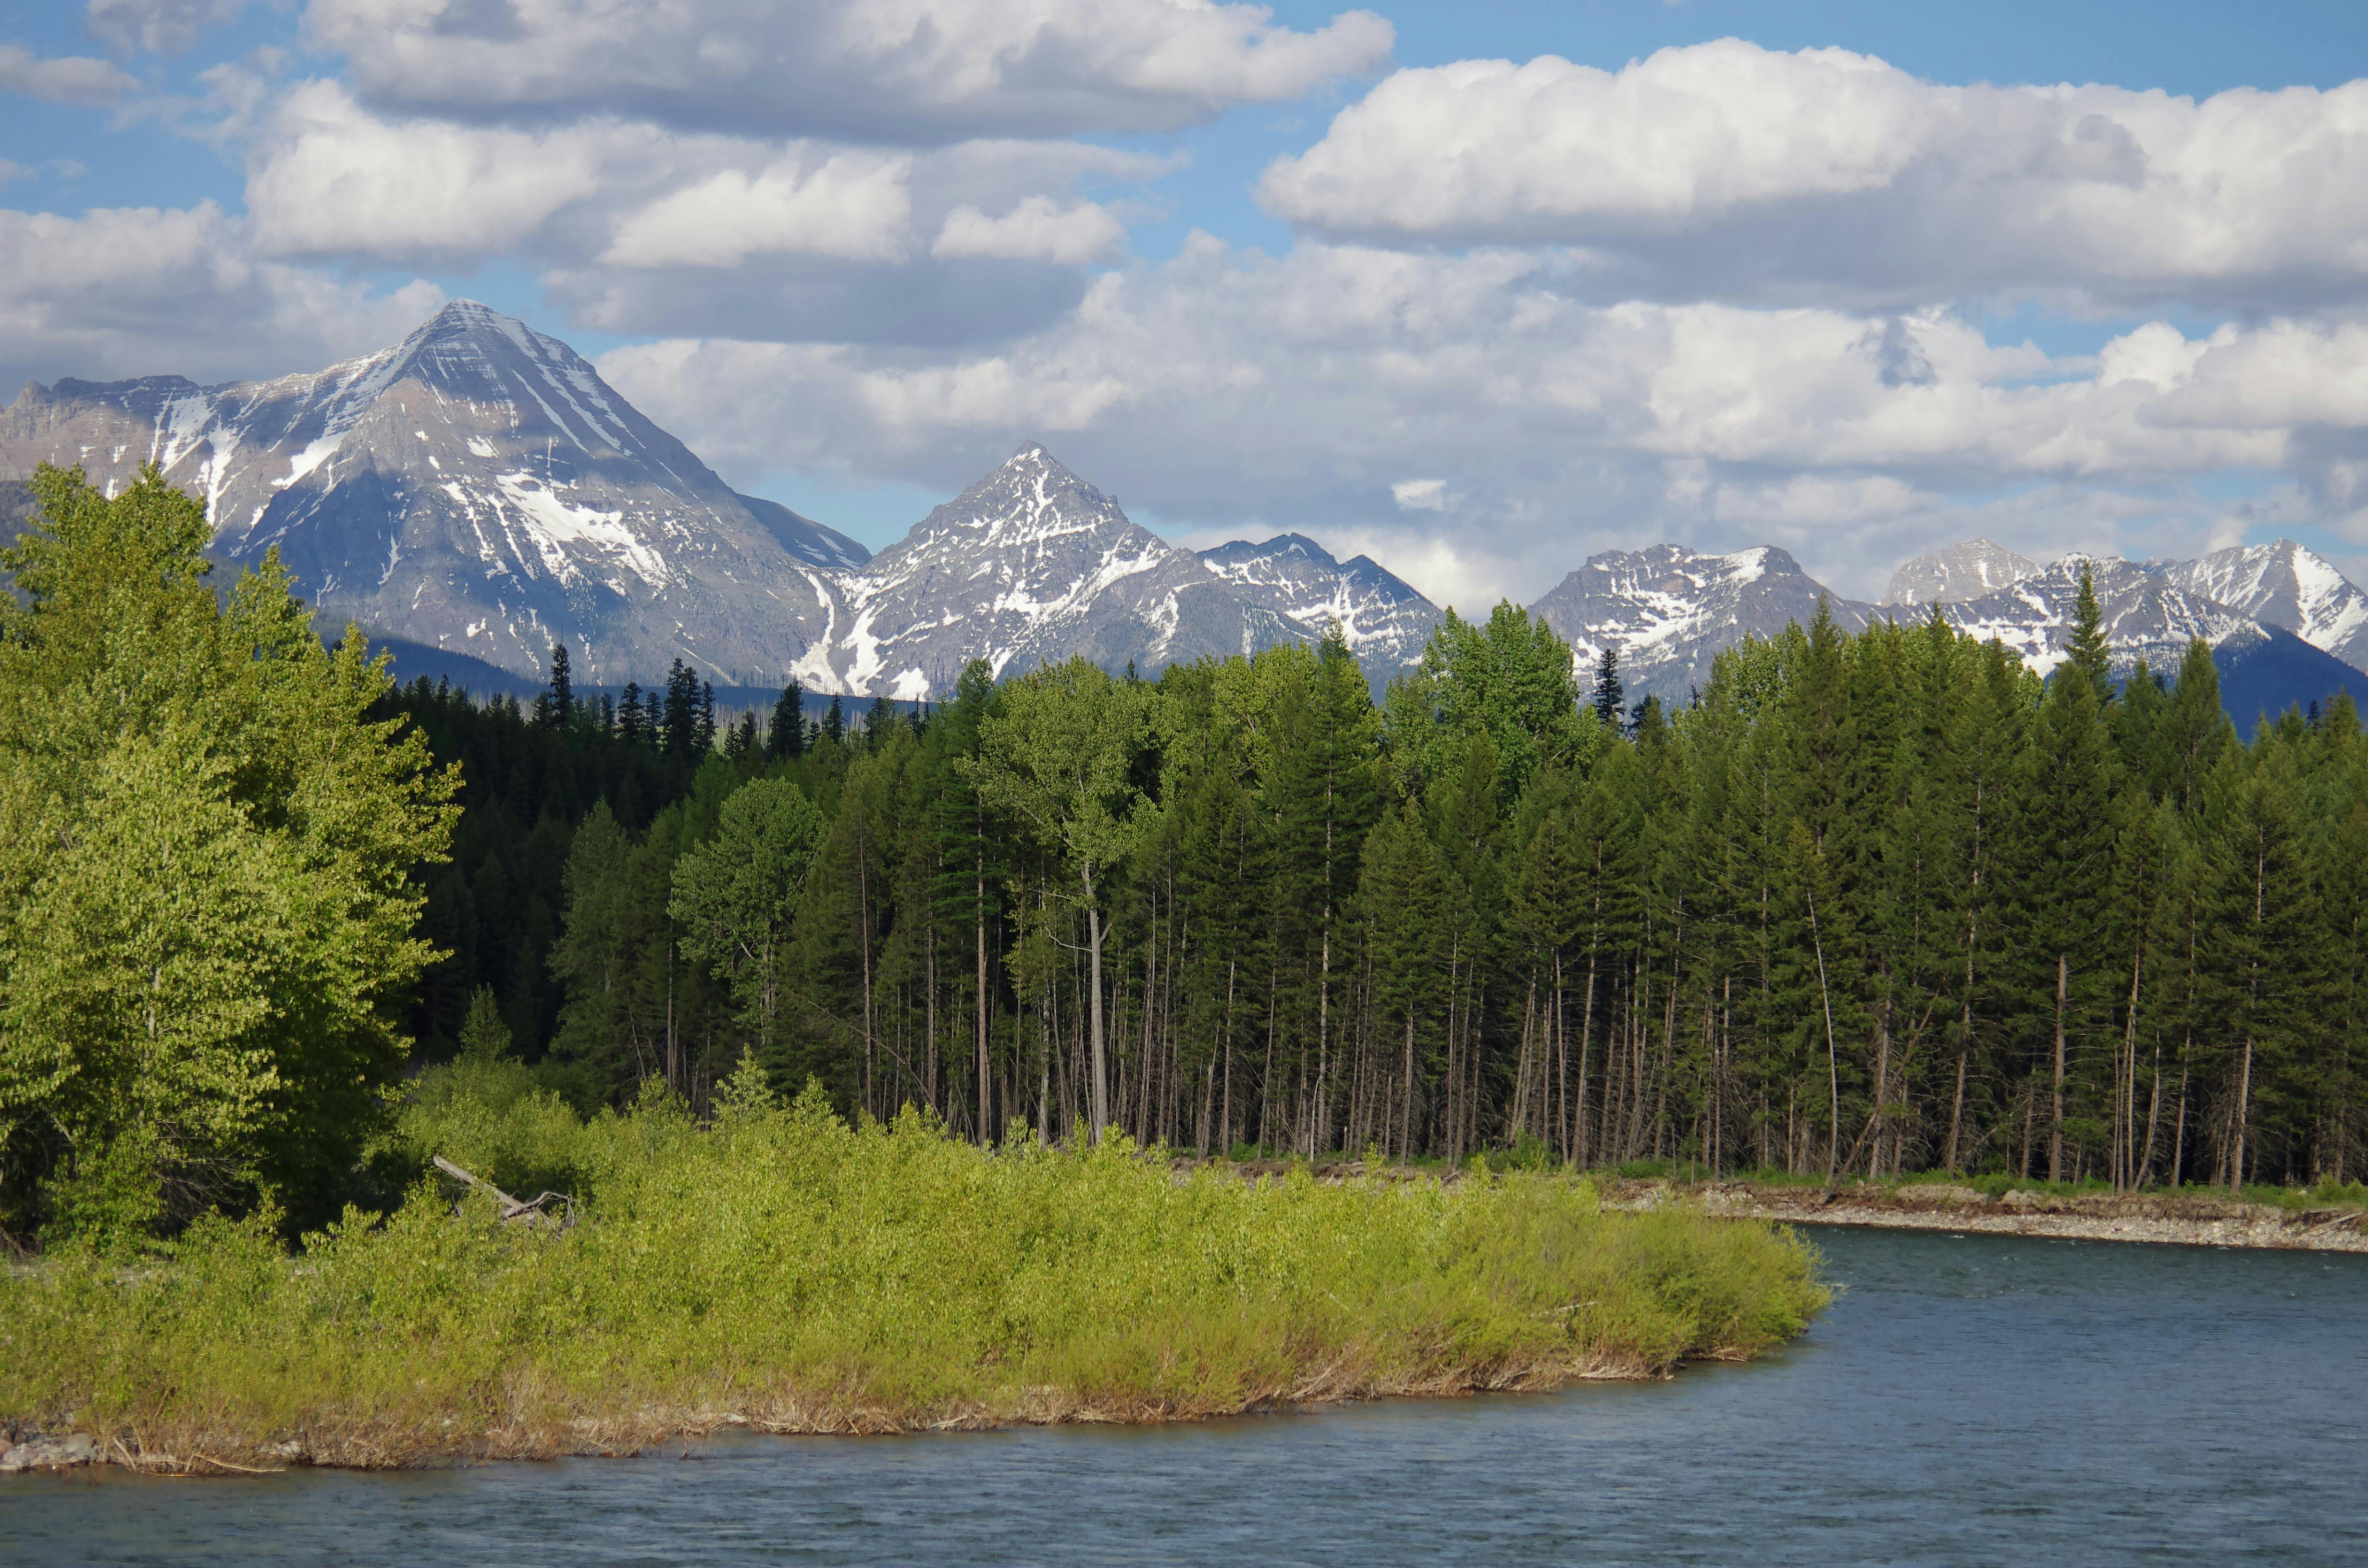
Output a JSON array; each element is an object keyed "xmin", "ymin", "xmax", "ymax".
[
  {"xmin": 1931, "ymin": 554, "xmax": 2254, "ymax": 677},
  {"xmin": 1196, "ymin": 533, "xmax": 1440, "ymax": 675},
  {"xmin": 1528, "ymin": 544, "xmax": 1875, "ymax": 703},
  {"xmin": 0, "ymin": 300, "xmax": 867, "ymax": 684},
  {"xmin": 1884, "ymin": 538, "xmax": 2039, "ymax": 605},
  {"xmin": 797, "ymin": 442, "xmax": 1307, "ymax": 698},
  {"xmin": 2156, "ymin": 540, "xmax": 2368, "ymax": 673},
  {"xmin": 1929, "ymin": 553, "xmax": 2363, "ymax": 734},
  {"xmin": 2211, "ymin": 625, "xmax": 2367, "ymax": 736}
]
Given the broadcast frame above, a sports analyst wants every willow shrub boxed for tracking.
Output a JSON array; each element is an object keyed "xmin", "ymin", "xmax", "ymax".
[{"xmin": 0, "ymin": 1067, "xmax": 1827, "ymax": 1468}]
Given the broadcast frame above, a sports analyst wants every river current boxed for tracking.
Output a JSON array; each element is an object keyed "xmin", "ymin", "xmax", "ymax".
[{"xmin": 10, "ymin": 1227, "xmax": 2365, "ymax": 1566}]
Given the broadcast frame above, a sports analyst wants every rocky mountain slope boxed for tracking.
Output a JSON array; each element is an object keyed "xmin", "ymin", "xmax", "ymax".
[
  {"xmin": 1196, "ymin": 532, "xmax": 1440, "ymax": 675},
  {"xmin": 2157, "ymin": 540, "xmax": 2368, "ymax": 673},
  {"xmin": 795, "ymin": 442, "xmax": 1311, "ymax": 698},
  {"xmin": 0, "ymin": 300, "xmax": 866, "ymax": 684},
  {"xmin": 1524, "ymin": 539, "xmax": 2361, "ymax": 728},
  {"xmin": 0, "ymin": 304, "xmax": 1432, "ymax": 695},
  {"xmin": 6, "ymin": 302, "xmax": 2364, "ymax": 729},
  {"xmin": 1932, "ymin": 554, "xmax": 2255, "ymax": 677},
  {"xmin": 1884, "ymin": 538, "xmax": 2040, "ymax": 605},
  {"xmin": 1527, "ymin": 544, "xmax": 1876, "ymax": 703}
]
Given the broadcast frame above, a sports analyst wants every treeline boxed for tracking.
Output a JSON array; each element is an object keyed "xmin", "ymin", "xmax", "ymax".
[{"xmin": 427, "ymin": 579, "xmax": 2366, "ymax": 1192}]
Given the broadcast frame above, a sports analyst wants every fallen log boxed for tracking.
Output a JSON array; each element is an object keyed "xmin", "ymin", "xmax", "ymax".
[{"xmin": 431, "ymin": 1156, "xmax": 575, "ymax": 1227}]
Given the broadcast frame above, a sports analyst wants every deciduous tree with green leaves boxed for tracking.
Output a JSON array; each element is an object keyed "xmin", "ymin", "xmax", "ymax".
[{"xmin": 0, "ymin": 465, "xmax": 456, "ymax": 1240}]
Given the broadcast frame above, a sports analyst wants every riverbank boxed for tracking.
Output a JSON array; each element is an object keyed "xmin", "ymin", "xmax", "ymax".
[
  {"xmin": 0, "ymin": 1085, "xmax": 1825, "ymax": 1475},
  {"xmin": 1601, "ymin": 1177, "xmax": 2368, "ymax": 1251},
  {"xmin": 1183, "ymin": 1157, "xmax": 2368, "ymax": 1252}
]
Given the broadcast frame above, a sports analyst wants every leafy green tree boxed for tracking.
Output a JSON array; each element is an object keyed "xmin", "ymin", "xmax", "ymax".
[
  {"xmin": 0, "ymin": 464, "xmax": 456, "ymax": 1237},
  {"xmin": 671, "ymin": 778, "xmax": 828, "ymax": 1058},
  {"xmin": 1388, "ymin": 602, "xmax": 1593, "ymax": 807},
  {"xmin": 968, "ymin": 658, "xmax": 1156, "ymax": 1144},
  {"xmin": 458, "ymin": 985, "xmax": 514, "ymax": 1059}
]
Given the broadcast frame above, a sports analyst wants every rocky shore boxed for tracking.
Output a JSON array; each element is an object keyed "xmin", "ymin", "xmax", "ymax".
[
  {"xmin": 0, "ymin": 1427, "xmax": 99, "ymax": 1472},
  {"xmin": 1606, "ymin": 1178, "xmax": 2368, "ymax": 1251}
]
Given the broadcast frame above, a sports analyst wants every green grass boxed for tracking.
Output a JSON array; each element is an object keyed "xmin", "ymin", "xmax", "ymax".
[{"xmin": 0, "ymin": 1070, "xmax": 1829, "ymax": 1470}]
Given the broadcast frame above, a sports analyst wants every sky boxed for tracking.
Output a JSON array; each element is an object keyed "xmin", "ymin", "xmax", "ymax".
[{"xmin": 5, "ymin": 0, "xmax": 2368, "ymax": 609}]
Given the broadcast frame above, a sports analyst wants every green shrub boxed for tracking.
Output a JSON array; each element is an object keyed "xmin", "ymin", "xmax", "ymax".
[{"xmin": 0, "ymin": 1077, "xmax": 1828, "ymax": 1468}]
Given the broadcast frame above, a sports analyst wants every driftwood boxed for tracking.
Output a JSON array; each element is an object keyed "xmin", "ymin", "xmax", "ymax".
[{"xmin": 431, "ymin": 1156, "xmax": 575, "ymax": 1227}]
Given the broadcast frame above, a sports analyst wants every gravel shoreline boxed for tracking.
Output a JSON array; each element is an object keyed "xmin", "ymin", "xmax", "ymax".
[{"xmin": 1606, "ymin": 1179, "xmax": 2368, "ymax": 1252}]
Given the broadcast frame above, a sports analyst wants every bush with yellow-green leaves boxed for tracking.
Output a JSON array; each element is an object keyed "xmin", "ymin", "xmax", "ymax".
[{"xmin": 0, "ymin": 1060, "xmax": 1826, "ymax": 1470}]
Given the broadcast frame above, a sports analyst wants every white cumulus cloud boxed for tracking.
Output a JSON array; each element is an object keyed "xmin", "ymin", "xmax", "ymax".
[
  {"xmin": 1260, "ymin": 39, "xmax": 2368, "ymax": 311},
  {"xmin": 0, "ymin": 46, "xmax": 140, "ymax": 106},
  {"xmin": 305, "ymin": 0, "xmax": 1392, "ymax": 142},
  {"xmin": 245, "ymin": 81, "xmax": 609, "ymax": 259},
  {"xmin": 605, "ymin": 151, "xmax": 915, "ymax": 268},
  {"xmin": 0, "ymin": 200, "xmax": 445, "ymax": 391},
  {"xmin": 932, "ymin": 196, "xmax": 1124, "ymax": 265},
  {"xmin": 87, "ymin": 0, "xmax": 254, "ymax": 55},
  {"xmin": 595, "ymin": 237, "xmax": 2368, "ymax": 604}
]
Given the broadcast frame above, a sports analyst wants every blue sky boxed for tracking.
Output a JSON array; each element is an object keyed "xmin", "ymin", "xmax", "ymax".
[{"xmin": 6, "ymin": 0, "xmax": 2368, "ymax": 601}]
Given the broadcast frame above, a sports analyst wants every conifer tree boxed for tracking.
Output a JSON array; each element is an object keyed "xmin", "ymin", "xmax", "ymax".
[
  {"xmin": 544, "ymin": 644, "xmax": 574, "ymax": 728},
  {"xmin": 1592, "ymin": 645, "xmax": 1625, "ymax": 732},
  {"xmin": 769, "ymin": 681, "xmax": 807, "ymax": 760}
]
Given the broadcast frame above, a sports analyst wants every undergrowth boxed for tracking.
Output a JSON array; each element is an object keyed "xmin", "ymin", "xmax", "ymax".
[{"xmin": 0, "ymin": 1062, "xmax": 1827, "ymax": 1470}]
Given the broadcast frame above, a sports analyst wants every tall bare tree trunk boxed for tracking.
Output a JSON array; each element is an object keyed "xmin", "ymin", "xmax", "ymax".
[
  {"xmin": 2049, "ymin": 953, "xmax": 2068, "ymax": 1183},
  {"xmin": 1085, "ymin": 893, "xmax": 1108, "ymax": 1146},
  {"xmin": 976, "ymin": 868, "xmax": 991, "ymax": 1146},
  {"xmin": 1806, "ymin": 883, "xmax": 1841, "ymax": 1183}
]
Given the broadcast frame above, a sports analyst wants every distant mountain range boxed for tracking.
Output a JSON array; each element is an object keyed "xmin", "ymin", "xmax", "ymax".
[{"xmin": 4, "ymin": 301, "xmax": 2365, "ymax": 730}]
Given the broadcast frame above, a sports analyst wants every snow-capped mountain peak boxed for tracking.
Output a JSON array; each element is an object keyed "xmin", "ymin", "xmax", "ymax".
[
  {"xmin": 1196, "ymin": 533, "xmax": 1440, "ymax": 672},
  {"xmin": 2158, "ymin": 539, "xmax": 2368, "ymax": 671},
  {"xmin": 1528, "ymin": 542, "xmax": 1873, "ymax": 702},
  {"xmin": 803, "ymin": 441, "xmax": 1290, "ymax": 698},
  {"xmin": 1934, "ymin": 554, "xmax": 2247, "ymax": 677},
  {"xmin": 1884, "ymin": 538, "xmax": 2040, "ymax": 605},
  {"xmin": 0, "ymin": 300, "xmax": 867, "ymax": 682}
]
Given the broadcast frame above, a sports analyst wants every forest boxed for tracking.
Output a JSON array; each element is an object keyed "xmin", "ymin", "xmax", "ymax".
[
  {"xmin": 3, "ymin": 460, "xmax": 2362, "ymax": 1250},
  {"xmin": 400, "ymin": 576, "xmax": 2367, "ymax": 1197}
]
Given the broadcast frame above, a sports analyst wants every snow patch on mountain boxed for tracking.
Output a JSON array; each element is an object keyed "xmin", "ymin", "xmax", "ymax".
[
  {"xmin": 1884, "ymin": 539, "xmax": 2040, "ymax": 605},
  {"xmin": 1529, "ymin": 543, "xmax": 1873, "ymax": 703},
  {"xmin": 1196, "ymin": 532, "xmax": 1441, "ymax": 674},
  {"xmin": 0, "ymin": 300, "xmax": 869, "ymax": 683},
  {"xmin": 2158, "ymin": 540, "xmax": 2368, "ymax": 673}
]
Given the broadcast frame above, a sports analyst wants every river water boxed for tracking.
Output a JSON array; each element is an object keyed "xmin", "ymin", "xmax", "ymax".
[{"xmin": 12, "ymin": 1228, "xmax": 2366, "ymax": 1566}]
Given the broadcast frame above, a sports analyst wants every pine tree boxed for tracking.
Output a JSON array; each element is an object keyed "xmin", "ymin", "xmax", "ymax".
[
  {"xmin": 2017, "ymin": 632, "xmax": 2121, "ymax": 1181},
  {"xmin": 661, "ymin": 661, "xmax": 699, "ymax": 760},
  {"xmin": 1592, "ymin": 645, "xmax": 1625, "ymax": 732},
  {"xmin": 2067, "ymin": 564, "xmax": 2117, "ymax": 711},
  {"xmin": 617, "ymin": 683, "xmax": 644, "ymax": 748},
  {"xmin": 768, "ymin": 680, "xmax": 806, "ymax": 760},
  {"xmin": 545, "ymin": 644, "xmax": 575, "ymax": 728}
]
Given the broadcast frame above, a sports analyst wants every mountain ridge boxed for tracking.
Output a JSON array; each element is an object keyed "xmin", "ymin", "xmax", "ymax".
[{"xmin": 7, "ymin": 303, "xmax": 2368, "ymax": 731}]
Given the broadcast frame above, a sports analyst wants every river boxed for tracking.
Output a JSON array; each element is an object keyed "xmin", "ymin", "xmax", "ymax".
[{"xmin": 12, "ymin": 1228, "xmax": 2365, "ymax": 1566}]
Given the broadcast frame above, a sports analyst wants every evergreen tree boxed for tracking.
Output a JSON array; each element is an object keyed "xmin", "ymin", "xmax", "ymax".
[
  {"xmin": 769, "ymin": 681, "xmax": 807, "ymax": 760},
  {"xmin": 1592, "ymin": 644, "xmax": 1625, "ymax": 732},
  {"xmin": 544, "ymin": 643, "xmax": 575, "ymax": 728},
  {"xmin": 618, "ymin": 683, "xmax": 645, "ymax": 748}
]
